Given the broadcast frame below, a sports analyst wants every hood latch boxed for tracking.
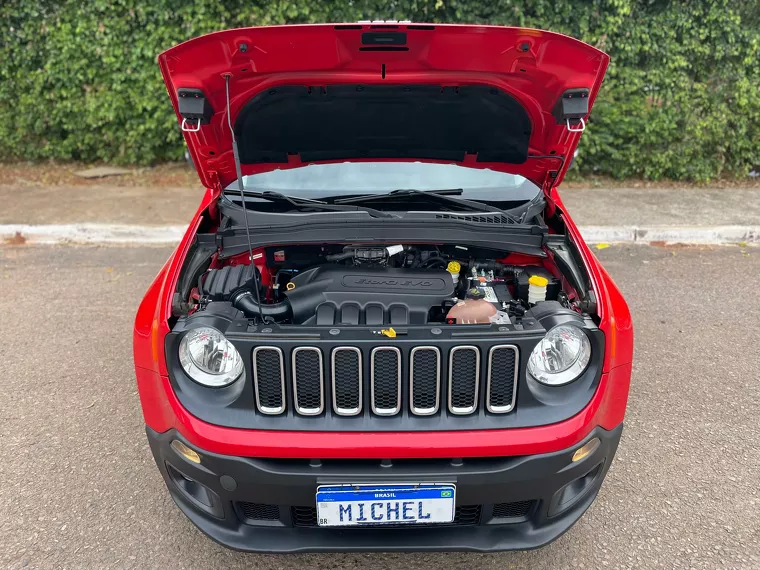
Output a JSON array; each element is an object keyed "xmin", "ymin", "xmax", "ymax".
[
  {"xmin": 553, "ymin": 88, "xmax": 589, "ymax": 133},
  {"xmin": 177, "ymin": 88, "xmax": 214, "ymax": 132}
]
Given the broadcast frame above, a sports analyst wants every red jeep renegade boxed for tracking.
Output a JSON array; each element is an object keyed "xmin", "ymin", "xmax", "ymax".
[{"xmin": 133, "ymin": 23, "xmax": 633, "ymax": 552}]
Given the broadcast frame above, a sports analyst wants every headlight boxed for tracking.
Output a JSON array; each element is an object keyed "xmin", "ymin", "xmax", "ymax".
[
  {"xmin": 178, "ymin": 327, "xmax": 244, "ymax": 387},
  {"xmin": 527, "ymin": 324, "xmax": 591, "ymax": 386}
]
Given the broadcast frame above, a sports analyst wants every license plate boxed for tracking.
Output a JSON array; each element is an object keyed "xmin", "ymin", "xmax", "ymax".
[{"xmin": 316, "ymin": 484, "xmax": 455, "ymax": 527}]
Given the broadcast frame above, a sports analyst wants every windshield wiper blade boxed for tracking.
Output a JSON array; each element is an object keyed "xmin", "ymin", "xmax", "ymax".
[
  {"xmin": 394, "ymin": 188, "xmax": 464, "ymax": 195},
  {"xmin": 334, "ymin": 188, "xmax": 506, "ymax": 214},
  {"xmin": 225, "ymin": 189, "xmax": 395, "ymax": 218},
  {"xmin": 261, "ymin": 190, "xmax": 330, "ymax": 205}
]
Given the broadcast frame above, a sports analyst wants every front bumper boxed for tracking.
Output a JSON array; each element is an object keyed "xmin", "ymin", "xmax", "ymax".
[{"xmin": 146, "ymin": 423, "xmax": 623, "ymax": 552}]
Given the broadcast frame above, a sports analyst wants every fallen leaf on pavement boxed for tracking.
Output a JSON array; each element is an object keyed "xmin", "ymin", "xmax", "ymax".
[
  {"xmin": 3, "ymin": 232, "xmax": 26, "ymax": 245},
  {"xmin": 595, "ymin": 243, "xmax": 610, "ymax": 250}
]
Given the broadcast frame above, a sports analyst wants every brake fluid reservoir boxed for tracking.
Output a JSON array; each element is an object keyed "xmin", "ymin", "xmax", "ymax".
[
  {"xmin": 527, "ymin": 275, "xmax": 549, "ymax": 304},
  {"xmin": 447, "ymin": 261, "xmax": 461, "ymax": 286}
]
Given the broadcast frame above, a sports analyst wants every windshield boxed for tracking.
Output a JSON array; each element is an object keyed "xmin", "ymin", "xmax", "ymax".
[{"xmin": 228, "ymin": 162, "xmax": 540, "ymax": 203}]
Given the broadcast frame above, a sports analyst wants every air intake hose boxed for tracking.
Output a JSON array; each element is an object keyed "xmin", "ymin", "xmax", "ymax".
[{"xmin": 232, "ymin": 291, "xmax": 293, "ymax": 321}]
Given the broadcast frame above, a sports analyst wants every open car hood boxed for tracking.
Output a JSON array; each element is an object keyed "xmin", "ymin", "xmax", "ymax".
[{"xmin": 159, "ymin": 23, "xmax": 609, "ymax": 192}]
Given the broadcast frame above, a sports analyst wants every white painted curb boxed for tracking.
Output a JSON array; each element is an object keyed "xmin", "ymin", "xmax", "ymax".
[
  {"xmin": 0, "ymin": 223, "xmax": 186, "ymax": 244},
  {"xmin": 579, "ymin": 225, "xmax": 760, "ymax": 245},
  {"xmin": 1, "ymin": 223, "xmax": 758, "ymax": 246}
]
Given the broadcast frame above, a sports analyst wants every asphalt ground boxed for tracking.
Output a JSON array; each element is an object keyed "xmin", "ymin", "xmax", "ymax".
[{"xmin": 0, "ymin": 244, "xmax": 758, "ymax": 569}]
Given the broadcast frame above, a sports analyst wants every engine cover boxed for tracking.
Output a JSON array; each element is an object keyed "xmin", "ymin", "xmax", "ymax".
[{"xmin": 284, "ymin": 265, "xmax": 455, "ymax": 325}]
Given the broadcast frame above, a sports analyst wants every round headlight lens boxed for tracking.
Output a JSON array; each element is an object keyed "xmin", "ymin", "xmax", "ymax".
[
  {"xmin": 178, "ymin": 327, "xmax": 243, "ymax": 387},
  {"xmin": 527, "ymin": 324, "xmax": 591, "ymax": 386}
]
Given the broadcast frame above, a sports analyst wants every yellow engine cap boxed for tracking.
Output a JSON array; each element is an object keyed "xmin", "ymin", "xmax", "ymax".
[
  {"xmin": 528, "ymin": 275, "xmax": 549, "ymax": 287},
  {"xmin": 447, "ymin": 261, "xmax": 461, "ymax": 274}
]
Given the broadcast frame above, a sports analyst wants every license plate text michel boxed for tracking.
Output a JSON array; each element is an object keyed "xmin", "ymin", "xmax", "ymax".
[{"xmin": 316, "ymin": 484, "xmax": 456, "ymax": 527}]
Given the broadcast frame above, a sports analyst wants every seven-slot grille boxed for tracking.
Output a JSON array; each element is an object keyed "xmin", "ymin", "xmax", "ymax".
[{"xmin": 251, "ymin": 344, "xmax": 517, "ymax": 418}]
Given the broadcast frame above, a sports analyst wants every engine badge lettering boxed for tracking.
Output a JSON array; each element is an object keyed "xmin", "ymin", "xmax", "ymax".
[{"xmin": 354, "ymin": 278, "xmax": 433, "ymax": 287}]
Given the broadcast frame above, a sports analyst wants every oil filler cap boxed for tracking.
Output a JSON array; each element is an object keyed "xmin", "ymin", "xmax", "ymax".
[{"xmin": 528, "ymin": 275, "xmax": 549, "ymax": 287}]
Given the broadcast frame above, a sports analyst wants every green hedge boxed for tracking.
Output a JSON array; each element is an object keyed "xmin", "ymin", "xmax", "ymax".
[{"xmin": 1, "ymin": 0, "xmax": 758, "ymax": 180}]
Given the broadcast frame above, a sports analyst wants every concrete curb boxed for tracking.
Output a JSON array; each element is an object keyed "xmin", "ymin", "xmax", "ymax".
[
  {"xmin": 578, "ymin": 225, "xmax": 760, "ymax": 245},
  {"xmin": 0, "ymin": 223, "xmax": 187, "ymax": 244},
  {"xmin": 1, "ymin": 223, "xmax": 759, "ymax": 246}
]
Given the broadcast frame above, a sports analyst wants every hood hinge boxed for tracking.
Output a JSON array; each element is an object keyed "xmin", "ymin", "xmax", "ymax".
[
  {"xmin": 207, "ymin": 170, "xmax": 222, "ymax": 195},
  {"xmin": 205, "ymin": 170, "xmax": 223, "ymax": 221}
]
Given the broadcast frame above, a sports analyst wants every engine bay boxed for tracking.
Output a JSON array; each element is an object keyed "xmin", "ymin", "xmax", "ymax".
[{"xmin": 187, "ymin": 242, "xmax": 574, "ymax": 328}]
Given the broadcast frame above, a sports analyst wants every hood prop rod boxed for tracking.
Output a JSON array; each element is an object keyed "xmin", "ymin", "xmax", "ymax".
[{"xmin": 224, "ymin": 73, "xmax": 269, "ymax": 323}]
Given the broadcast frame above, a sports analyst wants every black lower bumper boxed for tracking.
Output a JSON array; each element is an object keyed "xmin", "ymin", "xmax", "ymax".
[{"xmin": 146, "ymin": 424, "xmax": 623, "ymax": 553}]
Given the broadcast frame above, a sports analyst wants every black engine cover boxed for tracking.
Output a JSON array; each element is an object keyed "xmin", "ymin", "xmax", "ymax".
[{"xmin": 285, "ymin": 266, "xmax": 455, "ymax": 325}]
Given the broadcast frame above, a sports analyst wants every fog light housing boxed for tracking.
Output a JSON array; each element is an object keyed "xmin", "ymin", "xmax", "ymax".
[
  {"xmin": 572, "ymin": 437, "xmax": 600, "ymax": 462},
  {"xmin": 165, "ymin": 462, "xmax": 224, "ymax": 518},
  {"xmin": 548, "ymin": 462, "xmax": 604, "ymax": 517},
  {"xmin": 171, "ymin": 439, "xmax": 201, "ymax": 464}
]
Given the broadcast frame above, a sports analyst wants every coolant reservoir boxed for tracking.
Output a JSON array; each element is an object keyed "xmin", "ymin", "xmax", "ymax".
[
  {"xmin": 446, "ymin": 298, "xmax": 497, "ymax": 324},
  {"xmin": 527, "ymin": 275, "xmax": 548, "ymax": 305},
  {"xmin": 447, "ymin": 261, "xmax": 461, "ymax": 286}
]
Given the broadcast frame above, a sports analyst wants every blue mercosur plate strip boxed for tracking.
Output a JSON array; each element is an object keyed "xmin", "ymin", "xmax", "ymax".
[{"xmin": 317, "ymin": 484, "xmax": 455, "ymax": 503}]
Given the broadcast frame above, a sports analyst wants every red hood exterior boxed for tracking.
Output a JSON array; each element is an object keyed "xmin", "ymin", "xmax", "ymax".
[{"xmin": 158, "ymin": 23, "xmax": 608, "ymax": 191}]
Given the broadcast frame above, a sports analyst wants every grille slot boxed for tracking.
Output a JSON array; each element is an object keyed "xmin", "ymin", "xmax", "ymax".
[
  {"xmin": 492, "ymin": 500, "xmax": 533, "ymax": 519},
  {"xmin": 448, "ymin": 346, "xmax": 480, "ymax": 415},
  {"xmin": 291, "ymin": 506, "xmax": 319, "ymax": 527},
  {"xmin": 410, "ymin": 347, "xmax": 440, "ymax": 415},
  {"xmin": 253, "ymin": 347, "xmax": 285, "ymax": 415},
  {"xmin": 453, "ymin": 505, "xmax": 482, "ymax": 525},
  {"xmin": 371, "ymin": 347, "xmax": 401, "ymax": 416},
  {"xmin": 292, "ymin": 347, "xmax": 324, "ymax": 416},
  {"xmin": 331, "ymin": 347, "xmax": 362, "ymax": 416},
  {"xmin": 486, "ymin": 345, "xmax": 518, "ymax": 413},
  {"xmin": 238, "ymin": 502, "xmax": 280, "ymax": 521}
]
